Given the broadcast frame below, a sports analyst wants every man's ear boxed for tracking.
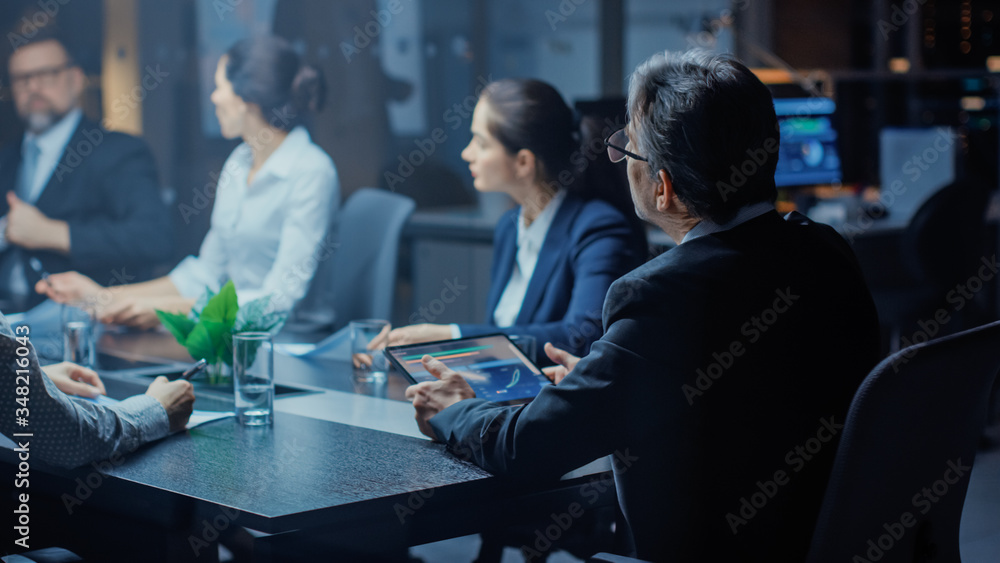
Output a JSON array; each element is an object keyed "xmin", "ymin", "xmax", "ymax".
[
  {"xmin": 515, "ymin": 149, "xmax": 537, "ymax": 180},
  {"xmin": 654, "ymin": 169, "xmax": 674, "ymax": 212},
  {"xmin": 67, "ymin": 67, "xmax": 86, "ymax": 100}
]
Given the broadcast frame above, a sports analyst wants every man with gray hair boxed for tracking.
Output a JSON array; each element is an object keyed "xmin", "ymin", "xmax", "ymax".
[{"xmin": 407, "ymin": 50, "xmax": 879, "ymax": 560}]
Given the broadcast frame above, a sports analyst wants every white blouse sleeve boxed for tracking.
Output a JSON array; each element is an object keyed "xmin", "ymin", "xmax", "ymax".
[
  {"xmin": 241, "ymin": 162, "xmax": 339, "ymax": 312},
  {"xmin": 167, "ymin": 157, "xmax": 239, "ymax": 299}
]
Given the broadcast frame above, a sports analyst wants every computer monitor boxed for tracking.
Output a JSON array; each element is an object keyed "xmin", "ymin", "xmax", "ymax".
[{"xmin": 773, "ymin": 97, "xmax": 842, "ymax": 187}]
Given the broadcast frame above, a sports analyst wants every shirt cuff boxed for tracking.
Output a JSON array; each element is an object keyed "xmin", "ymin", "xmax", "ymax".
[
  {"xmin": 112, "ymin": 394, "xmax": 171, "ymax": 442},
  {"xmin": 168, "ymin": 256, "xmax": 220, "ymax": 299},
  {"xmin": 449, "ymin": 324, "xmax": 462, "ymax": 339}
]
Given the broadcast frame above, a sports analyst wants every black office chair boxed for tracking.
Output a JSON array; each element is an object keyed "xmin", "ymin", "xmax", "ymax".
[
  {"xmin": 806, "ymin": 319, "xmax": 1000, "ymax": 562},
  {"xmin": 284, "ymin": 187, "xmax": 415, "ymax": 333},
  {"xmin": 592, "ymin": 320, "xmax": 1000, "ymax": 563},
  {"xmin": 852, "ymin": 180, "xmax": 992, "ymax": 352}
]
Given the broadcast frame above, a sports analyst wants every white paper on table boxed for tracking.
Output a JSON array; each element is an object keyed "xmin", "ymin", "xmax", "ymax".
[
  {"xmin": 273, "ymin": 325, "xmax": 351, "ymax": 359},
  {"xmin": 79, "ymin": 394, "xmax": 234, "ymax": 429},
  {"xmin": 185, "ymin": 410, "xmax": 236, "ymax": 428}
]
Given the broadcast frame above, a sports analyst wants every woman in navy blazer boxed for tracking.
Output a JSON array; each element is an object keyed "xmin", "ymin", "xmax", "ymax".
[{"xmin": 383, "ymin": 79, "xmax": 647, "ymax": 358}]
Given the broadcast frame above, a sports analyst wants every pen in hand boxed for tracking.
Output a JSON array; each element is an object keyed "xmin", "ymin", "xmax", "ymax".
[
  {"xmin": 29, "ymin": 257, "xmax": 51, "ymax": 285},
  {"xmin": 181, "ymin": 359, "xmax": 208, "ymax": 381}
]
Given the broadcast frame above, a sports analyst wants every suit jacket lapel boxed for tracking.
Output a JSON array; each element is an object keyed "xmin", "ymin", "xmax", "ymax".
[
  {"xmin": 485, "ymin": 211, "xmax": 518, "ymax": 322},
  {"xmin": 0, "ymin": 143, "xmax": 19, "ymax": 216},
  {"xmin": 514, "ymin": 195, "xmax": 583, "ymax": 325},
  {"xmin": 33, "ymin": 118, "xmax": 90, "ymax": 213}
]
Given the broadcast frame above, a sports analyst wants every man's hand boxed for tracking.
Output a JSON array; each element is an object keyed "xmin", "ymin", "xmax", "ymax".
[
  {"xmin": 42, "ymin": 361, "xmax": 106, "ymax": 398},
  {"xmin": 98, "ymin": 297, "xmax": 165, "ymax": 329},
  {"xmin": 35, "ymin": 270, "xmax": 103, "ymax": 304},
  {"xmin": 370, "ymin": 323, "xmax": 452, "ymax": 349},
  {"xmin": 353, "ymin": 323, "xmax": 392, "ymax": 368},
  {"xmin": 405, "ymin": 356, "xmax": 477, "ymax": 440},
  {"xmin": 5, "ymin": 192, "xmax": 70, "ymax": 253},
  {"xmin": 145, "ymin": 376, "xmax": 195, "ymax": 433},
  {"xmin": 541, "ymin": 342, "xmax": 581, "ymax": 385}
]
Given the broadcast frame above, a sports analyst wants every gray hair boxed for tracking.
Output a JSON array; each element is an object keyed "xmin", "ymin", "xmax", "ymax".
[{"xmin": 627, "ymin": 50, "xmax": 779, "ymax": 224}]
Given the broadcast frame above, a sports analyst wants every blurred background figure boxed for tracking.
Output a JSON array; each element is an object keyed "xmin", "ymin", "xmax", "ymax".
[
  {"xmin": 37, "ymin": 35, "xmax": 338, "ymax": 329},
  {"xmin": 0, "ymin": 27, "xmax": 173, "ymax": 314}
]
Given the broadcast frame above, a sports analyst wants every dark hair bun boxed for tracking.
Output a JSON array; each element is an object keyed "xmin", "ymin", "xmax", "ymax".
[
  {"xmin": 292, "ymin": 64, "xmax": 326, "ymax": 113},
  {"xmin": 225, "ymin": 35, "xmax": 325, "ymax": 131}
]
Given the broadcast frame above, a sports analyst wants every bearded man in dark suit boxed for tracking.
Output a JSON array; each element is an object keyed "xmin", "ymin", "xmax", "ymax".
[{"xmin": 0, "ymin": 29, "xmax": 173, "ymax": 312}]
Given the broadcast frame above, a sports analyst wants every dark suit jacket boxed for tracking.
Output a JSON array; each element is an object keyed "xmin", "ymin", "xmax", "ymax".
[
  {"xmin": 457, "ymin": 195, "xmax": 647, "ymax": 358},
  {"xmin": 432, "ymin": 210, "xmax": 881, "ymax": 561},
  {"xmin": 0, "ymin": 117, "xmax": 174, "ymax": 307}
]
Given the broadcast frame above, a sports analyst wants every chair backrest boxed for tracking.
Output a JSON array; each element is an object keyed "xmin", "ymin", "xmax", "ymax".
[
  {"xmin": 807, "ymin": 320, "xmax": 1000, "ymax": 563},
  {"xmin": 327, "ymin": 188, "xmax": 415, "ymax": 330},
  {"xmin": 900, "ymin": 179, "xmax": 989, "ymax": 290}
]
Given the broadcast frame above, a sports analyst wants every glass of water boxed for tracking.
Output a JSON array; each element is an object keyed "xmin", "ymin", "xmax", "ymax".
[
  {"xmin": 350, "ymin": 319, "xmax": 390, "ymax": 383},
  {"xmin": 62, "ymin": 305, "xmax": 96, "ymax": 367},
  {"xmin": 233, "ymin": 332, "xmax": 274, "ymax": 426}
]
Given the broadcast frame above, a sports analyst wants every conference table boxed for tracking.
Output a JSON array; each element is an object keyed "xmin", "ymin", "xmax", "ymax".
[{"xmin": 1, "ymin": 330, "xmax": 616, "ymax": 562}]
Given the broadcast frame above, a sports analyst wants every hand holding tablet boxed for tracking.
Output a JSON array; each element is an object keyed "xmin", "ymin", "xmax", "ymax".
[{"xmin": 387, "ymin": 334, "xmax": 551, "ymax": 405}]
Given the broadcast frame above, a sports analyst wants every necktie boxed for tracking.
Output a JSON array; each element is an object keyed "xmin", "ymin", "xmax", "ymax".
[
  {"xmin": 0, "ymin": 139, "xmax": 42, "ymax": 308},
  {"xmin": 18, "ymin": 138, "xmax": 41, "ymax": 203}
]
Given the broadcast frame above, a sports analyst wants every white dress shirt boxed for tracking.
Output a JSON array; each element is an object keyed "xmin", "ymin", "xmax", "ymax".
[
  {"xmin": 20, "ymin": 108, "xmax": 83, "ymax": 203},
  {"xmin": 492, "ymin": 189, "xmax": 568, "ymax": 327},
  {"xmin": 169, "ymin": 126, "xmax": 338, "ymax": 313}
]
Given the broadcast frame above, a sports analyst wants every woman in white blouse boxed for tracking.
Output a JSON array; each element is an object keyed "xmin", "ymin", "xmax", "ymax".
[{"xmin": 37, "ymin": 36, "xmax": 339, "ymax": 328}]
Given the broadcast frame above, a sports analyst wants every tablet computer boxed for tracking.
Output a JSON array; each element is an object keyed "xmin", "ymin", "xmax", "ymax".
[{"xmin": 385, "ymin": 333, "xmax": 550, "ymax": 405}]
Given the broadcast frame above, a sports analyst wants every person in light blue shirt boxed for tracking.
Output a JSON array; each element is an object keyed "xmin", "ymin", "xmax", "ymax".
[
  {"xmin": 36, "ymin": 36, "xmax": 339, "ymax": 329},
  {"xmin": 0, "ymin": 310, "xmax": 194, "ymax": 468}
]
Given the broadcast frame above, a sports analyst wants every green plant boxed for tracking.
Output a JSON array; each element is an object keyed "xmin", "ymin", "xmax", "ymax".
[{"xmin": 156, "ymin": 281, "xmax": 286, "ymax": 369}]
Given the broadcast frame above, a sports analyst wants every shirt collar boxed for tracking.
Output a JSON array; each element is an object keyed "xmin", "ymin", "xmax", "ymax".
[
  {"xmin": 234, "ymin": 125, "xmax": 310, "ymax": 182},
  {"xmin": 517, "ymin": 189, "xmax": 567, "ymax": 250},
  {"xmin": 681, "ymin": 201, "xmax": 776, "ymax": 244},
  {"xmin": 25, "ymin": 107, "xmax": 82, "ymax": 156}
]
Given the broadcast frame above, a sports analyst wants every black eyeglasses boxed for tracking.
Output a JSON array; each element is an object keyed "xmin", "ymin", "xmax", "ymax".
[
  {"xmin": 10, "ymin": 63, "xmax": 72, "ymax": 89},
  {"xmin": 604, "ymin": 128, "xmax": 648, "ymax": 163}
]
